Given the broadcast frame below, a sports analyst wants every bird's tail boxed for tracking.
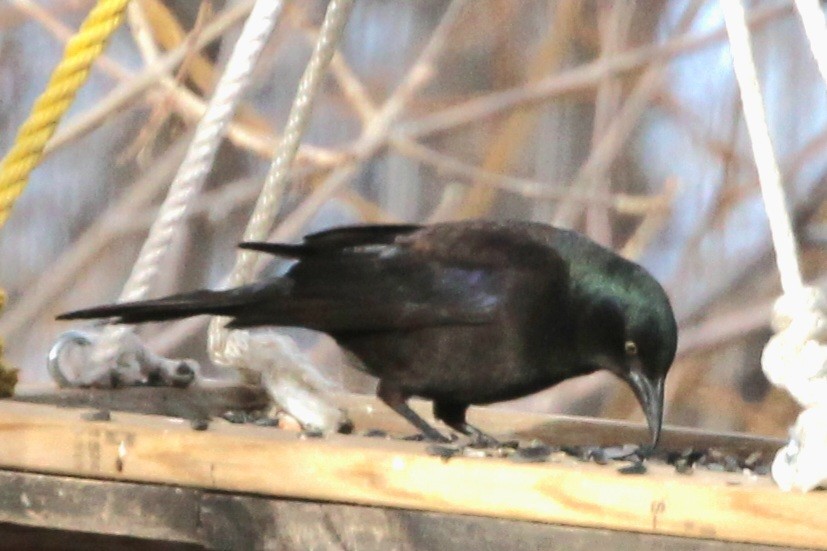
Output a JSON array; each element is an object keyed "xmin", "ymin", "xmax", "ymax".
[{"xmin": 57, "ymin": 288, "xmax": 252, "ymax": 324}]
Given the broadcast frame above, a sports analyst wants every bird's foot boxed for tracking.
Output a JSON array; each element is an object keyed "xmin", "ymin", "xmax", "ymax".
[
  {"xmin": 402, "ymin": 428, "xmax": 453, "ymax": 443},
  {"xmin": 464, "ymin": 427, "xmax": 501, "ymax": 449},
  {"xmin": 427, "ymin": 429, "xmax": 454, "ymax": 443},
  {"xmin": 468, "ymin": 434, "xmax": 501, "ymax": 449}
]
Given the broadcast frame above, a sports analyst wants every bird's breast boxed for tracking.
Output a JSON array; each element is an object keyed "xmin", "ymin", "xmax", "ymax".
[{"xmin": 335, "ymin": 315, "xmax": 573, "ymax": 405}]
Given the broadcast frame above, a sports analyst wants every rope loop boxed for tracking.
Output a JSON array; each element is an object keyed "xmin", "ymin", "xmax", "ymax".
[
  {"xmin": 724, "ymin": 0, "xmax": 827, "ymax": 491},
  {"xmin": 0, "ymin": 0, "xmax": 129, "ymax": 395},
  {"xmin": 47, "ymin": 329, "xmax": 198, "ymax": 389},
  {"xmin": 762, "ymin": 286, "xmax": 827, "ymax": 408}
]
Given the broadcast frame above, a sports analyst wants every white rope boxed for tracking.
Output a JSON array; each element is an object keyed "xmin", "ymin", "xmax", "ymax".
[
  {"xmin": 204, "ymin": 0, "xmax": 470, "ymax": 433},
  {"xmin": 208, "ymin": 0, "xmax": 356, "ymax": 365},
  {"xmin": 721, "ymin": 0, "xmax": 803, "ymax": 294},
  {"xmin": 91, "ymin": 0, "xmax": 286, "ymax": 370},
  {"xmin": 220, "ymin": 330, "xmax": 345, "ymax": 430},
  {"xmin": 723, "ymin": 0, "xmax": 827, "ymax": 492},
  {"xmin": 795, "ymin": 0, "xmax": 827, "ymax": 89},
  {"xmin": 68, "ymin": 0, "xmax": 351, "ymax": 431}
]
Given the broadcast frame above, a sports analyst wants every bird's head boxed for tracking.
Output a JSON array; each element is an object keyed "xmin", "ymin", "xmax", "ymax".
[{"xmin": 576, "ymin": 267, "xmax": 678, "ymax": 448}]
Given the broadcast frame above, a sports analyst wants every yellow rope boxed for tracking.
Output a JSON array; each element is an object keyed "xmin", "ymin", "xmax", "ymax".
[
  {"xmin": 0, "ymin": 0, "xmax": 129, "ymax": 389},
  {"xmin": 0, "ymin": 0, "xmax": 131, "ymax": 229}
]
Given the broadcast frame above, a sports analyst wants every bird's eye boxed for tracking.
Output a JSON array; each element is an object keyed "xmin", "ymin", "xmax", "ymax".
[{"xmin": 625, "ymin": 341, "xmax": 638, "ymax": 356}]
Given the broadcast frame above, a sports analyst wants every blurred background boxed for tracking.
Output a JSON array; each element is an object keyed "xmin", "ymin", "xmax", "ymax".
[{"xmin": 0, "ymin": 0, "xmax": 824, "ymax": 438}]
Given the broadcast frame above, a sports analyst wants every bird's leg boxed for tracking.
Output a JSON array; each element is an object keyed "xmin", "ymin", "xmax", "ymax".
[
  {"xmin": 433, "ymin": 400, "xmax": 500, "ymax": 448},
  {"xmin": 377, "ymin": 381, "xmax": 450, "ymax": 443}
]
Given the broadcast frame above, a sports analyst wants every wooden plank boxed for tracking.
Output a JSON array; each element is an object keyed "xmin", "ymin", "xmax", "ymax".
[
  {"xmin": 13, "ymin": 385, "xmax": 269, "ymax": 419},
  {"xmin": 201, "ymin": 493, "xmax": 807, "ymax": 551},
  {"xmin": 14, "ymin": 387, "xmax": 786, "ymax": 454},
  {"xmin": 0, "ymin": 399, "xmax": 821, "ymax": 549},
  {"xmin": 336, "ymin": 393, "xmax": 786, "ymax": 453},
  {"xmin": 0, "ymin": 523, "xmax": 200, "ymax": 551},
  {"xmin": 0, "ymin": 468, "xmax": 202, "ymax": 544},
  {"xmin": 0, "ymin": 469, "xmax": 808, "ymax": 550}
]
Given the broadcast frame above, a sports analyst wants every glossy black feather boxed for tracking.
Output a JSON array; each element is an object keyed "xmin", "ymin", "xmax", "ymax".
[
  {"xmin": 237, "ymin": 242, "xmax": 308, "ymax": 257},
  {"xmin": 58, "ymin": 221, "xmax": 678, "ymax": 444}
]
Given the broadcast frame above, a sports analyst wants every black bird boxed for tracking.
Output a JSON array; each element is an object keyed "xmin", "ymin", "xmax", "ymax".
[{"xmin": 59, "ymin": 221, "xmax": 678, "ymax": 446}]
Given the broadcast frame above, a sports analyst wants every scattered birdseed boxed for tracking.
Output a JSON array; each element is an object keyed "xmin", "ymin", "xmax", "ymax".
[
  {"xmin": 253, "ymin": 417, "xmax": 279, "ymax": 428},
  {"xmin": 636, "ymin": 444, "xmax": 656, "ymax": 459},
  {"xmin": 674, "ymin": 458, "xmax": 693, "ymax": 475},
  {"xmin": 190, "ymin": 418, "xmax": 210, "ymax": 431},
  {"xmin": 204, "ymin": 411, "xmax": 776, "ymax": 479},
  {"xmin": 510, "ymin": 444, "xmax": 553, "ymax": 463},
  {"xmin": 602, "ymin": 444, "xmax": 639, "ymax": 461},
  {"xmin": 462, "ymin": 447, "xmax": 489, "ymax": 458},
  {"xmin": 426, "ymin": 444, "xmax": 461, "ymax": 460},
  {"xmin": 561, "ymin": 445, "xmax": 591, "ymax": 462},
  {"xmin": 300, "ymin": 428, "xmax": 325, "ymax": 439},
  {"xmin": 618, "ymin": 461, "xmax": 647, "ymax": 475},
  {"xmin": 221, "ymin": 410, "xmax": 248, "ymax": 424},
  {"xmin": 743, "ymin": 451, "xmax": 763, "ymax": 469},
  {"xmin": 754, "ymin": 464, "xmax": 771, "ymax": 476},
  {"xmin": 723, "ymin": 456, "xmax": 740, "ymax": 473},
  {"xmin": 467, "ymin": 438, "xmax": 498, "ymax": 450},
  {"xmin": 490, "ymin": 446, "xmax": 515, "ymax": 459},
  {"xmin": 81, "ymin": 409, "xmax": 111, "ymax": 422},
  {"xmin": 588, "ymin": 447, "xmax": 609, "ymax": 465}
]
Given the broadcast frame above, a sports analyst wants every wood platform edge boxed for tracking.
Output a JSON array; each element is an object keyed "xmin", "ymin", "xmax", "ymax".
[{"xmin": 0, "ymin": 399, "xmax": 821, "ymax": 549}]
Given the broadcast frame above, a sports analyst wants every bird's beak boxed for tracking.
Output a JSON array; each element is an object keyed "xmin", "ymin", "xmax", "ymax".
[{"xmin": 624, "ymin": 360, "xmax": 665, "ymax": 448}]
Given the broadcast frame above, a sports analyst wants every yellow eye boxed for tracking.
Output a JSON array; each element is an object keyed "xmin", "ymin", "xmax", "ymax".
[{"xmin": 625, "ymin": 341, "xmax": 638, "ymax": 356}]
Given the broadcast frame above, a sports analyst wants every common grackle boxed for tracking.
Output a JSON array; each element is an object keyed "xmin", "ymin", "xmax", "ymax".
[{"xmin": 59, "ymin": 221, "xmax": 678, "ymax": 446}]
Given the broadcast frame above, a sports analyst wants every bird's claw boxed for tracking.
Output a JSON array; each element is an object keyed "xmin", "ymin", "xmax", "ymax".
[
  {"xmin": 429, "ymin": 431, "xmax": 453, "ymax": 443},
  {"xmin": 469, "ymin": 433, "xmax": 501, "ymax": 449},
  {"xmin": 458, "ymin": 427, "xmax": 501, "ymax": 449},
  {"xmin": 402, "ymin": 429, "xmax": 452, "ymax": 443}
]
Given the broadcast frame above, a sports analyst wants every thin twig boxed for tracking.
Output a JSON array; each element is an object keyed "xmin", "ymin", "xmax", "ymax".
[
  {"xmin": 263, "ymin": 0, "xmax": 471, "ymax": 248},
  {"xmin": 656, "ymin": 90, "xmax": 750, "ymax": 168},
  {"xmin": 794, "ymin": 0, "xmax": 827, "ymax": 90},
  {"xmin": 552, "ymin": 67, "xmax": 665, "ymax": 226},
  {"xmin": 390, "ymin": 138, "xmax": 665, "ymax": 214},
  {"xmin": 29, "ymin": 0, "xmax": 342, "ymax": 167},
  {"xmin": 397, "ymin": 1, "xmax": 794, "ymax": 140},
  {"xmin": 13, "ymin": 0, "xmax": 131, "ymax": 80},
  {"xmin": 453, "ymin": 0, "xmax": 580, "ymax": 218},
  {"xmin": 0, "ymin": 136, "xmax": 193, "ymax": 339},
  {"xmin": 620, "ymin": 177, "xmax": 679, "ymax": 260},
  {"xmin": 587, "ymin": 0, "xmax": 637, "ymax": 245},
  {"xmin": 552, "ymin": 0, "xmax": 703, "ymax": 228}
]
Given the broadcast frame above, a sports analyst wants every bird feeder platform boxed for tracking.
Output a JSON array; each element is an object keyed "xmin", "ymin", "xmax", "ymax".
[{"xmin": 0, "ymin": 388, "xmax": 823, "ymax": 550}]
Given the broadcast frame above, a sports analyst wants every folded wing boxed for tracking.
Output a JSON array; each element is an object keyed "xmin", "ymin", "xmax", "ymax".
[{"xmin": 60, "ymin": 222, "xmax": 568, "ymax": 336}]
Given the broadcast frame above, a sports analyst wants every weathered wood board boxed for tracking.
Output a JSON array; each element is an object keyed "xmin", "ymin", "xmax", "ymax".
[
  {"xmin": 0, "ymin": 469, "xmax": 812, "ymax": 550},
  {"xmin": 0, "ymin": 395, "xmax": 822, "ymax": 549}
]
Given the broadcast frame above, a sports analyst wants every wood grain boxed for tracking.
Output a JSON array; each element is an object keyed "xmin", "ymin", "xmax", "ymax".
[
  {"xmin": 0, "ymin": 398, "xmax": 822, "ymax": 548},
  {"xmin": 0, "ymin": 470, "xmax": 808, "ymax": 550}
]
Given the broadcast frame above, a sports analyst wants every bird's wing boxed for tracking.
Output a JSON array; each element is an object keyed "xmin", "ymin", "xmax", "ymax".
[
  {"xmin": 230, "ymin": 222, "xmax": 568, "ymax": 333},
  {"xmin": 303, "ymin": 223, "xmax": 422, "ymax": 249},
  {"xmin": 239, "ymin": 224, "xmax": 421, "ymax": 257}
]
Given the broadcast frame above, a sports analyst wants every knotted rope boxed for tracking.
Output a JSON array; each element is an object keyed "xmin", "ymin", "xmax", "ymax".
[{"xmin": 723, "ymin": 0, "xmax": 827, "ymax": 491}]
